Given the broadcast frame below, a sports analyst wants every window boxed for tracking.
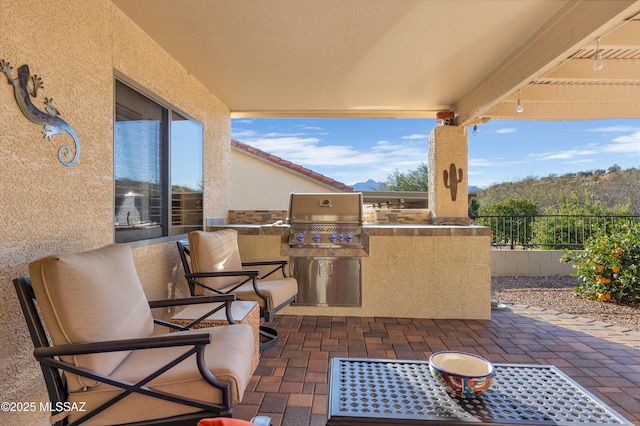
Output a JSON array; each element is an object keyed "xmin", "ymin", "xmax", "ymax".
[{"xmin": 114, "ymin": 78, "xmax": 203, "ymax": 243}]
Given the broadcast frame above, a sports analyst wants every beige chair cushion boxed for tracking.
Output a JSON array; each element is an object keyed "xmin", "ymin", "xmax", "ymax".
[
  {"xmin": 188, "ymin": 230, "xmax": 244, "ymax": 294},
  {"xmin": 29, "ymin": 244, "xmax": 154, "ymax": 392},
  {"xmin": 229, "ymin": 278, "xmax": 298, "ymax": 310},
  {"xmin": 66, "ymin": 325, "xmax": 254, "ymax": 425}
]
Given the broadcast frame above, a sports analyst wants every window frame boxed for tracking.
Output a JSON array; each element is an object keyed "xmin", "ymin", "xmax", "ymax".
[{"xmin": 113, "ymin": 71, "xmax": 204, "ymax": 247}]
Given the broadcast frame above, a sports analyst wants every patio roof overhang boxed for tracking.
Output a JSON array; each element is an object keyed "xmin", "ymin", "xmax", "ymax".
[{"xmin": 111, "ymin": 0, "xmax": 640, "ymax": 125}]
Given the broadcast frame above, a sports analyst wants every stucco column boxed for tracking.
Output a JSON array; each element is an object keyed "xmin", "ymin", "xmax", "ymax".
[{"xmin": 428, "ymin": 125, "xmax": 471, "ymax": 225}]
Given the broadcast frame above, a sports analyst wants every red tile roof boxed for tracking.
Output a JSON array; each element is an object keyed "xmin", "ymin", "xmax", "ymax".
[{"xmin": 231, "ymin": 139, "xmax": 353, "ymax": 192}]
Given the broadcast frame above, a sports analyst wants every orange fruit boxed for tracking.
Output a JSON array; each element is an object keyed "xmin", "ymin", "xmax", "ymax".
[
  {"xmin": 598, "ymin": 293, "xmax": 606, "ymax": 301},
  {"xmin": 612, "ymin": 265, "xmax": 621, "ymax": 273},
  {"xmin": 604, "ymin": 293, "xmax": 611, "ymax": 301}
]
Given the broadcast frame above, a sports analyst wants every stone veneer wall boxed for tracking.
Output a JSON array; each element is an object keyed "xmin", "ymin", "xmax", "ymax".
[
  {"xmin": 230, "ymin": 208, "xmax": 433, "ymax": 224},
  {"xmin": 0, "ymin": 2, "xmax": 230, "ymax": 424},
  {"xmin": 228, "ymin": 210, "xmax": 288, "ymax": 224},
  {"xmin": 364, "ymin": 208, "xmax": 432, "ymax": 224}
]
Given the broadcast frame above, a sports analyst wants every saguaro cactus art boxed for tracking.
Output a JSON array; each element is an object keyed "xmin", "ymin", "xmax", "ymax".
[{"xmin": 443, "ymin": 163, "xmax": 463, "ymax": 201}]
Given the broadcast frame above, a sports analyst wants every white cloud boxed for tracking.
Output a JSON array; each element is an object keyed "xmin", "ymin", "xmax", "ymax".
[
  {"xmin": 525, "ymin": 130, "xmax": 639, "ymax": 162},
  {"xmin": 233, "ymin": 127, "xmax": 430, "ymax": 183},
  {"xmin": 529, "ymin": 148, "xmax": 599, "ymax": 161},
  {"xmin": 469, "ymin": 158, "xmax": 497, "ymax": 167},
  {"xmin": 494, "ymin": 128, "xmax": 517, "ymax": 134},
  {"xmin": 605, "ymin": 131, "xmax": 640, "ymax": 154},
  {"xmin": 587, "ymin": 125, "xmax": 640, "ymax": 133},
  {"xmin": 231, "ymin": 129, "xmax": 258, "ymax": 138},
  {"xmin": 559, "ymin": 159, "xmax": 594, "ymax": 165},
  {"xmin": 401, "ymin": 133, "xmax": 429, "ymax": 140},
  {"xmin": 469, "ymin": 158, "xmax": 524, "ymax": 167}
]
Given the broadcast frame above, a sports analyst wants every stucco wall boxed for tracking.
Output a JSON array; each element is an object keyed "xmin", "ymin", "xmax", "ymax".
[
  {"xmin": 231, "ymin": 149, "xmax": 340, "ymax": 210},
  {"xmin": 428, "ymin": 125, "xmax": 469, "ymax": 221},
  {"xmin": 0, "ymin": 1, "xmax": 230, "ymax": 424}
]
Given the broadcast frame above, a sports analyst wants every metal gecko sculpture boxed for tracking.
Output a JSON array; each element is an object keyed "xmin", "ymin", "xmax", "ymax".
[{"xmin": 1, "ymin": 59, "xmax": 80, "ymax": 166}]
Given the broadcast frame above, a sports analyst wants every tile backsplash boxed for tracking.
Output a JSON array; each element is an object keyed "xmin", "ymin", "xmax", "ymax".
[
  {"xmin": 228, "ymin": 210, "xmax": 288, "ymax": 224},
  {"xmin": 364, "ymin": 209, "xmax": 432, "ymax": 224},
  {"xmin": 229, "ymin": 209, "xmax": 431, "ymax": 224}
]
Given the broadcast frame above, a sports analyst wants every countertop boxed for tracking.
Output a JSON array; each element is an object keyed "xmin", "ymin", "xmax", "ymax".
[{"xmin": 207, "ymin": 224, "xmax": 491, "ymax": 237}]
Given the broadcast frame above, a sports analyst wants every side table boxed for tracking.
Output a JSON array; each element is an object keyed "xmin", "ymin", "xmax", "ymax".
[{"xmin": 172, "ymin": 301, "xmax": 260, "ymax": 377}]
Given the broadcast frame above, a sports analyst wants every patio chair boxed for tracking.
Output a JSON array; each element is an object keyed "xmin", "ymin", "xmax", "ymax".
[
  {"xmin": 13, "ymin": 243, "xmax": 257, "ymax": 426},
  {"xmin": 177, "ymin": 230, "xmax": 298, "ymax": 350}
]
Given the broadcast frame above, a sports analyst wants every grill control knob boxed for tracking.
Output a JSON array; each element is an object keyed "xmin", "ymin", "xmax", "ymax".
[
  {"xmin": 296, "ymin": 232, "xmax": 305, "ymax": 242},
  {"xmin": 329, "ymin": 233, "xmax": 337, "ymax": 242},
  {"xmin": 313, "ymin": 233, "xmax": 321, "ymax": 242},
  {"xmin": 338, "ymin": 233, "xmax": 345, "ymax": 241},
  {"xmin": 346, "ymin": 233, "xmax": 353, "ymax": 242}
]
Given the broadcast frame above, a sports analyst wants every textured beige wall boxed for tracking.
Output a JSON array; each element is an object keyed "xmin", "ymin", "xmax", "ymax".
[
  {"xmin": 281, "ymin": 234, "xmax": 491, "ymax": 320},
  {"xmin": 491, "ymin": 249, "xmax": 575, "ymax": 276},
  {"xmin": 231, "ymin": 149, "xmax": 340, "ymax": 210},
  {"xmin": 0, "ymin": 1, "xmax": 230, "ymax": 424}
]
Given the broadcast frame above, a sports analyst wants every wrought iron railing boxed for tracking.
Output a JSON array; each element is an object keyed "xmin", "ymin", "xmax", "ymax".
[{"xmin": 471, "ymin": 215, "xmax": 640, "ymax": 248}]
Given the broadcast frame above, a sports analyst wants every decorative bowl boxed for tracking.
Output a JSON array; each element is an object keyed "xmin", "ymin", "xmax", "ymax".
[{"xmin": 428, "ymin": 351, "xmax": 495, "ymax": 397}]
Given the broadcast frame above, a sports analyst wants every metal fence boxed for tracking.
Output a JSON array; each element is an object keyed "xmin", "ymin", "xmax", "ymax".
[{"xmin": 471, "ymin": 215, "xmax": 640, "ymax": 248}]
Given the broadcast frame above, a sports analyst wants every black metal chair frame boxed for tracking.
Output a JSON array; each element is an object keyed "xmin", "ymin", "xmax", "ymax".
[
  {"xmin": 177, "ymin": 241, "xmax": 296, "ymax": 351},
  {"xmin": 13, "ymin": 275, "xmax": 250, "ymax": 426}
]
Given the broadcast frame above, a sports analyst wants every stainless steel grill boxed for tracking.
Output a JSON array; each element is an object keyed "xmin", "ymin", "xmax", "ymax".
[
  {"xmin": 287, "ymin": 193, "xmax": 365, "ymax": 307},
  {"xmin": 287, "ymin": 193, "xmax": 363, "ymax": 249}
]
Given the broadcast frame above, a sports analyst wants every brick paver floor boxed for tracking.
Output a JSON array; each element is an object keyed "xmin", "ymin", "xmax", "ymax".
[{"xmin": 234, "ymin": 306, "xmax": 640, "ymax": 425}]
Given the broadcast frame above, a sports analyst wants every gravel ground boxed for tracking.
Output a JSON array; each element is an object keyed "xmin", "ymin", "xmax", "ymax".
[{"xmin": 491, "ymin": 275, "xmax": 640, "ymax": 332}]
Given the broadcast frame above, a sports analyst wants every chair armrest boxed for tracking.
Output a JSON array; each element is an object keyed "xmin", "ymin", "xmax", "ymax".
[
  {"xmin": 148, "ymin": 294, "xmax": 235, "ymax": 309},
  {"xmin": 34, "ymin": 332, "xmax": 212, "ymax": 358},
  {"xmin": 187, "ymin": 269, "xmax": 259, "ymax": 279},
  {"xmin": 242, "ymin": 260, "xmax": 288, "ymax": 267},
  {"xmin": 151, "ymin": 294, "xmax": 236, "ymax": 330},
  {"xmin": 242, "ymin": 260, "xmax": 290, "ymax": 280},
  {"xmin": 187, "ymin": 270, "xmax": 270, "ymax": 306}
]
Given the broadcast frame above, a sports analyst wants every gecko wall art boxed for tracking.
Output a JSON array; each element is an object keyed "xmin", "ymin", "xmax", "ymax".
[{"xmin": 1, "ymin": 59, "xmax": 80, "ymax": 167}]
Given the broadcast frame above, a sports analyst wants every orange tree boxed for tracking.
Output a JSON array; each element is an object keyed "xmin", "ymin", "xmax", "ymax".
[{"xmin": 562, "ymin": 221, "xmax": 639, "ymax": 303}]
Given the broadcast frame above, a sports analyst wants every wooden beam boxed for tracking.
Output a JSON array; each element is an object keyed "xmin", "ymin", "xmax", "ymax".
[
  {"xmin": 485, "ymin": 101, "xmax": 640, "ymax": 120},
  {"xmin": 540, "ymin": 58, "xmax": 640, "ymax": 81},
  {"xmin": 511, "ymin": 84, "xmax": 640, "ymax": 103},
  {"xmin": 230, "ymin": 110, "xmax": 441, "ymax": 119},
  {"xmin": 456, "ymin": 0, "xmax": 640, "ymax": 125}
]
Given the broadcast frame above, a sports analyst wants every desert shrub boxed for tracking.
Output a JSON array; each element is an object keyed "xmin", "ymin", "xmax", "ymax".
[
  {"xmin": 562, "ymin": 221, "xmax": 640, "ymax": 303},
  {"xmin": 477, "ymin": 199, "xmax": 538, "ymax": 247},
  {"xmin": 535, "ymin": 192, "xmax": 633, "ymax": 249}
]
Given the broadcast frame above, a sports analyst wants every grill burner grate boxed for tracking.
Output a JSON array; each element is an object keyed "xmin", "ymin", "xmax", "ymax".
[{"xmin": 290, "ymin": 225, "xmax": 361, "ymax": 234}]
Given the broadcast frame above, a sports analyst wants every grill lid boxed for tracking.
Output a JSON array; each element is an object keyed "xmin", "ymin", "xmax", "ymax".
[{"xmin": 287, "ymin": 193, "xmax": 363, "ymax": 224}]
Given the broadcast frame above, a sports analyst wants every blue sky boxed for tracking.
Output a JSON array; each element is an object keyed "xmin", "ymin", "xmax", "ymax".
[{"xmin": 231, "ymin": 118, "xmax": 640, "ymax": 188}]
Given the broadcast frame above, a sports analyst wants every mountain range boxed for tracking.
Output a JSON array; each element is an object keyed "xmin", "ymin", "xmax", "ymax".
[{"xmin": 352, "ymin": 179, "xmax": 481, "ymax": 193}]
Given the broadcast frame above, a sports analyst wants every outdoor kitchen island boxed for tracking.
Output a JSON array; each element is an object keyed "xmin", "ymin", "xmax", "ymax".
[{"xmin": 207, "ymin": 223, "xmax": 492, "ymax": 320}]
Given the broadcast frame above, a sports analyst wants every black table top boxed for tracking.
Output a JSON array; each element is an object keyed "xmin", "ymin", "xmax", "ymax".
[{"xmin": 327, "ymin": 357, "xmax": 633, "ymax": 425}]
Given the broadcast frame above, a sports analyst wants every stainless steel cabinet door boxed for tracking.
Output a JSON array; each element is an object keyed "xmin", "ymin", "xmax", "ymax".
[{"xmin": 292, "ymin": 257, "xmax": 361, "ymax": 306}]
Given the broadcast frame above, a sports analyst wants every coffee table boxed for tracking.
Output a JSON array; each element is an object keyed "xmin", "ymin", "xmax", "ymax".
[{"xmin": 327, "ymin": 357, "xmax": 633, "ymax": 425}]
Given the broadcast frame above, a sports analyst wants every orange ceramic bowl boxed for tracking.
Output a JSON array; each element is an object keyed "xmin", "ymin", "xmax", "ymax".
[{"xmin": 429, "ymin": 351, "xmax": 495, "ymax": 397}]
